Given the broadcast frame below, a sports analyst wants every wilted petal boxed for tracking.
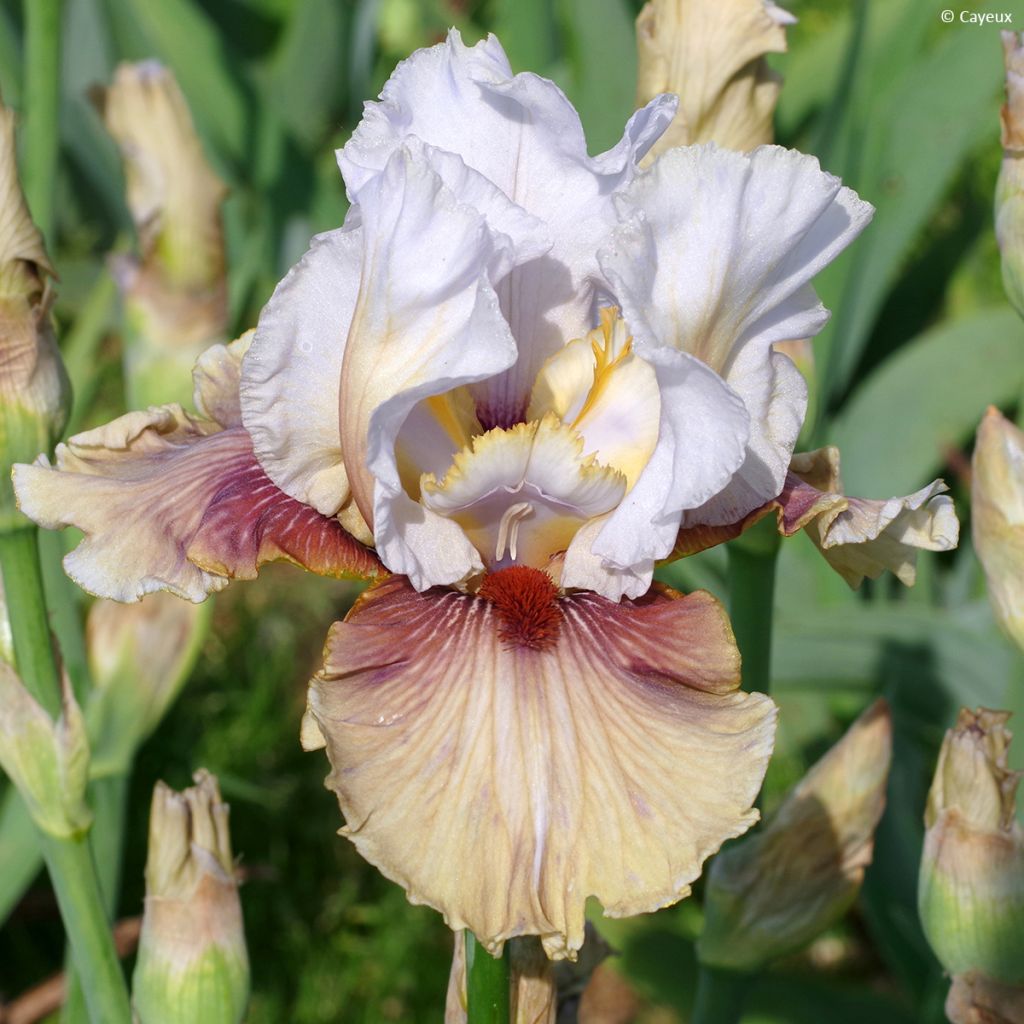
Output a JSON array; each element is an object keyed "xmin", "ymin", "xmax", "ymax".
[
  {"xmin": 787, "ymin": 447, "xmax": 959, "ymax": 587},
  {"xmin": 698, "ymin": 699, "xmax": 892, "ymax": 971},
  {"xmin": 340, "ymin": 29, "xmax": 676, "ymax": 423},
  {"xmin": 636, "ymin": 0, "xmax": 793, "ymax": 158},
  {"xmin": 972, "ymin": 407, "xmax": 1024, "ymax": 651},
  {"xmin": 341, "ymin": 143, "xmax": 548, "ymax": 588},
  {"xmin": 601, "ymin": 144, "xmax": 872, "ymax": 527},
  {"xmin": 241, "ymin": 223, "xmax": 360, "ymax": 516},
  {"xmin": 307, "ymin": 571, "xmax": 775, "ymax": 958}
]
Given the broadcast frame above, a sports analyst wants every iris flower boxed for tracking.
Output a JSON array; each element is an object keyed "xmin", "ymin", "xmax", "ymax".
[{"xmin": 15, "ymin": 30, "xmax": 925, "ymax": 958}]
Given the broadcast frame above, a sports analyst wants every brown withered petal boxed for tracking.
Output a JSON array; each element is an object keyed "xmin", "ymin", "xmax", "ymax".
[
  {"xmin": 671, "ymin": 447, "xmax": 959, "ymax": 585},
  {"xmin": 636, "ymin": 0, "xmax": 793, "ymax": 159},
  {"xmin": 13, "ymin": 335, "xmax": 381, "ymax": 602},
  {"xmin": 306, "ymin": 570, "xmax": 776, "ymax": 959}
]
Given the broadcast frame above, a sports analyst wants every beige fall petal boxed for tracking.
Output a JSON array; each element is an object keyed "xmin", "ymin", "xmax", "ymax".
[
  {"xmin": 13, "ymin": 335, "xmax": 382, "ymax": 602},
  {"xmin": 786, "ymin": 447, "xmax": 959, "ymax": 587},
  {"xmin": 997, "ymin": 32, "xmax": 1024, "ymax": 319},
  {"xmin": 698, "ymin": 699, "xmax": 892, "ymax": 971},
  {"xmin": 306, "ymin": 570, "xmax": 776, "ymax": 959},
  {"xmin": 636, "ymin": 0, "xmax": 793, "ymax": 159},
  {"xmin": 972, "ymin": 407, "xmax": 1024, "ymax": 652}
]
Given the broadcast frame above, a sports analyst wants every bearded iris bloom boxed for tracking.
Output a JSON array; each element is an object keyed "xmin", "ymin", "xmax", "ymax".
[{"xmin": 15, "ymin": 29, "xmax": 955, "ymax": 959}]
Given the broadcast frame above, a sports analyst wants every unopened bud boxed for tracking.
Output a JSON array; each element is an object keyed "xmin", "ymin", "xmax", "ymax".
[
  {"xmin": 698, "ymin": 700, "xmax": 892, "ymax": 971},
  {"xmin": 972, "ymin": 407, "xmax": 1024, "ymax": 652},
  {"xmin": 0, "ymin": 101, "xmax": 69, "ymax": 529},
  {"xmin": 96, "ymin": 62, "xmax": 228, "ymax": 409},
  {"xmin": 918, "ymin": 708, "xmax": 1024, "ymax": 986},
  {"xmin": 133, "ymin": 770, "xmax": 249, "ymax": 1024},
  {"xmin": 85, "ymin": 594, "xmax": 209, "ymax": 777},
  {"xmin": 997, "ymin": 32, "xmax": 1024, "ymax": 319},
  {"xmin": 636, "ymin": 0, "xmax": 794, "ymax": 161},
  {"xmin": 0, "ymin": 660, "xmax": 90, "ymax": 838}
]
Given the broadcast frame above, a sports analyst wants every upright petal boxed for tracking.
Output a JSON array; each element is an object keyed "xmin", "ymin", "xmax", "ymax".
[
  {"xmin": 340, "ymin": 143, "xmax": 548, "ymax": 589},
  {"xmin": 241, "ymin": 223, "xmax": 361, "ymax": 516},
  {"xmin": 601, "ymin": 144, "xmax": 872, "ymax": 525},
  {"xmin": 340, "ymin": 29, "xmax": 676, "ymax": 424},
  {"xmin": 306, "ymin": 571, "xmax": 775, "ymax": 958}
]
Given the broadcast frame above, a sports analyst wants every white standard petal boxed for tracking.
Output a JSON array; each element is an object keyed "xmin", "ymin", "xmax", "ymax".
[
  {"xmin": 340, "ymin": 29, "xmax": 677, "ymax": 427},
  {"xmin": 341, "ymin": 144, "xmax": 547, "ymax": 589},
  {"xmin": 601, "ymin": 144, "xmax": 872, "ymax": 525},
  {"xmin": 240, "ymin": 219, "xmax": 361, "ymax": 516},
  {"xmin": 567, "ymin": 345, "xmax": 750, "ymax": 592}
]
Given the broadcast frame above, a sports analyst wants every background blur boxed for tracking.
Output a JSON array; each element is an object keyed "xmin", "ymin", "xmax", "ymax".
[{"xmin": 1, "ymin": 0, "xmax": 1023, "ymax": 1020}]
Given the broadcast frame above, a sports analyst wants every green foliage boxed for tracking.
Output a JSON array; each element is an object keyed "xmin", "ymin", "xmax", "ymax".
[{"xmin": 0, "ymin": 0, "xmax": 1020, "ymax": 1020}]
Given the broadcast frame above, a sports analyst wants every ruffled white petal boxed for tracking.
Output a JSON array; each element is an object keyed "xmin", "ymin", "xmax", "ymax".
[
  {"xmin": 340, "ymin": 29, "xmax": 676, "ymax": 425},
  {"xmin": 341, "ymin": 143, "xmax": 547, "ymax": 589},
  {"xmin": 568, "ymin": 345, "xmax": 750, "ymax": 595},
  {"xmin": 241, "ymin": 221, "xmax": 361, "ymax": 516},
  {"xmin": 601, "ymin": 144, "xmax": 872, "ymax": 526},
  {"xmin": 420, "ymin": 415, "xmax": 626, "ymax": 571}
]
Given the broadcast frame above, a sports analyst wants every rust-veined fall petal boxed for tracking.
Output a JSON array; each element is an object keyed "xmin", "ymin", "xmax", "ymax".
[{"xmin": 305, "ymin": 569, "xmax": 775, "ymax": 959}]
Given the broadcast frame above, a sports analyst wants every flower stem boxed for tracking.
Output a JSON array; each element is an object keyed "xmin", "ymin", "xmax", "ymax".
[
  {"xmin": 22, "ymin": 0, "xmax": 63, "ymax": 247},
  {"xmin": 39, "ymin": 831, "xmax": 132, "ymax": 1024},
  {"xmin": 691, "ymin": 963, "xmax": 752, "ymax": 1024},
  {"xmin": 726, "ymin": 515, "xmax": 780, "ymax": 695},
  {"xmin": 0, "ymin": 528, "xmax": 61, "ymax": 716},
  {"xmin": 465, "ymin": 931, "xmax": 510, "ymax": 1024},
  {"xmin": 0, "ymin": 525, "xmax": 131, "ymax": 1023}
]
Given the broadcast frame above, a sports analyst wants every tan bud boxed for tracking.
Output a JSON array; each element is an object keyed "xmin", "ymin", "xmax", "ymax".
[
  {"xmin": 97, "ymin": 62, "xmax": 228, "ymax": 408},
  {"xmin": 133, "ymin": 770, "xmax": 249, "ymax": 1024},
  {"xmin": 997, "ymin": 32, "xmax": 1024, "ymax": 320},
  {"xmin": 636, "ymin": 0, "xmax": 794, "ymax": 161},
  {"xmin": 0, "ymin": 101, "xmax": 69, "ymax": 529},
  {"xmin": 698, "ymin": 700, "xmax": 892, "ymax": 971},
  {"xmin": 919, "ymin": 709, "xmax": 1024, "ymax": 987},
  {"xmin": 972, "ymin": 407, "xmax": 1024, "ymax": 652}
]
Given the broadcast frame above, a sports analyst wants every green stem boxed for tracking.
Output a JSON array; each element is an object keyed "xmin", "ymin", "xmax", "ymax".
[
  {"xmin": 691, "ymin": 964, "xmax": 752, "ymax": 1024},
  {"xmin": 0, "ymin": 786, "xmax": 42, "ymax": 924},
  {"xmin": 22, "ymin": 0, "xmax": 63, "ymax": 247},
  {"xmin": 40, "ymin": 831, "xmax": 131, "ymax": 1024},
  {"xmin": 62, "ymin": 773, "xmax": 130, "ymax": 1024},
  {"xmin": 0, "ymin": 528, "xmax": 61, "ymax": 716},
  {"xmin": 726, "ymin": 516, "xmax": 780, "ymax": 695},
  {"xmin": 465, "ymin": 932, "xmax": 510, "ymax": 1024},
  {"xmin": 0, "ymin": 525, "xmax": 131, "ymax": 1023}
]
